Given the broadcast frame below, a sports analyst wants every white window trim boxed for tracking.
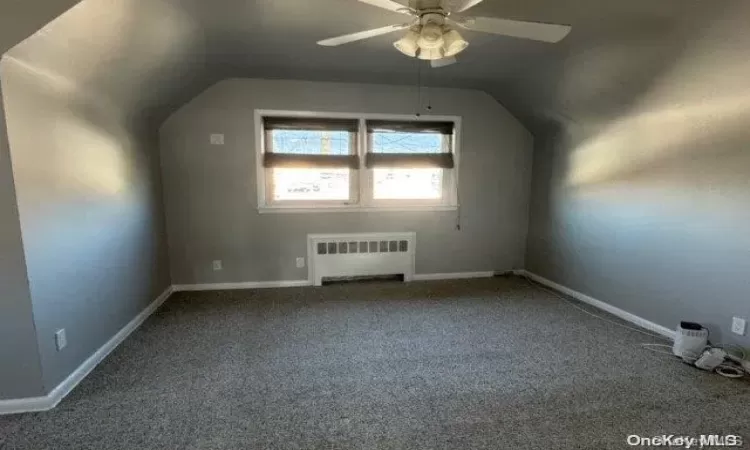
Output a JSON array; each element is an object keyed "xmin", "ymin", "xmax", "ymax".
[{"xmin": 255, "ymin": 109, "xmax": 461, "ymax": 213}]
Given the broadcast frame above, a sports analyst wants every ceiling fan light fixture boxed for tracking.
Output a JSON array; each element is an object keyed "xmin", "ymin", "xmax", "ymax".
[
  {"xmin": 417, "ymin": 47, "xmax": 444, "ymax": 61},
  {"xmin": 417, "ymin": 23, "xmax": 444, "ymax": 49},
  {"xmin": 442, "ymin": 29, "xmax": 469, "ymax": 57},
  {"xmin": 316, "ymin": 0, "xmax": 572, "ymax": 68},
  {"xmin": 393, "ymin": 29, "xmax": 420, "ymax": 57}
]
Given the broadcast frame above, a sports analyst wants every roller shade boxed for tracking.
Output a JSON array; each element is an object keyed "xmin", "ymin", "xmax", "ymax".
[
  {"xmin": 366, "ymin": 120, "xmax": 454, "ymax": 135},
  {"xmin": 365, "ymin": 153, "xmax": 454, "ymax": 169},
  {"xmin": 263, "ymin": 153, "xmax": 360, "ymax": 169},
  {"xmin": 263, "ymin": 117, "xmax": 359, "ymax": 132}
]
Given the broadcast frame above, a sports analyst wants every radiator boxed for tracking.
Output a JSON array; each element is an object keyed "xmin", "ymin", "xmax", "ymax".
[{"xmin": 307, "ymin": 233, "xmax": 416, "ymax": 286}]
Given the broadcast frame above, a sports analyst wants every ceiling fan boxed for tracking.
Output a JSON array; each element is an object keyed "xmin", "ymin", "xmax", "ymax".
[{"xmin": 317, "ymin": 0, "xmax": 571, "ymax": 68}]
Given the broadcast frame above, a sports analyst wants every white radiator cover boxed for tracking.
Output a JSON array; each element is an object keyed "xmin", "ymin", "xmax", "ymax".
[{"xmin": 307, "ymin": 232, "xmax": 416, "ymax": 286}]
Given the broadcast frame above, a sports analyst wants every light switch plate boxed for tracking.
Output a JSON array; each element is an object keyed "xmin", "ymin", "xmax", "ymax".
[
  {"xmin": 296, "ymin": 257, "xmax": 305, "ymax": 268},
  {"xmin": 210, "ymin": 134, "xmax": 224, "ymax": 145},
  {"xmin": 731, "ymin": 317, "xmax": 746, "ymax": 336}
]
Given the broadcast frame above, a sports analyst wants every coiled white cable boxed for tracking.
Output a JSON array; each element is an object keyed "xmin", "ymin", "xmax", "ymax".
[{"xmin": 716, "ymin": 365, "xmax": 744, "ymax": 379}]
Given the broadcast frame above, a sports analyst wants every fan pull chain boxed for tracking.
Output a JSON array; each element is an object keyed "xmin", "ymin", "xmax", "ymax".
[{"xmin": 415, "ymin": 57, "xmax": 422, "ymax": 117}]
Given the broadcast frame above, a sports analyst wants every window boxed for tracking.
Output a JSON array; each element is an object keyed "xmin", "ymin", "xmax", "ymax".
[
  {"xmin": 366, "ymin": 120, "xmax": 455, "ymax": 205},
  {"xmin": 257, "ymin": 111, "xmax": 459, "ymax": 212},
  {"xmin": 261, "ymin": 117, "xmax": 359, "ymax": 206}
]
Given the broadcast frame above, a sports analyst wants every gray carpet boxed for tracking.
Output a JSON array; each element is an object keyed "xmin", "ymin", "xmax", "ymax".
[{"xmin": 1, "ymin": 277, "xmax": 749, "ymax": 449}]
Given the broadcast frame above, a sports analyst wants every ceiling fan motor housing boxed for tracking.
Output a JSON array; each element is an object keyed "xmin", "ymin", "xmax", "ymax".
[{"xmin": 419, "ymin": 12, "xmax": 447, "ymax": 26}]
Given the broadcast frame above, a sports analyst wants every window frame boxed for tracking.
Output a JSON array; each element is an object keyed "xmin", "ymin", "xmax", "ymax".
[
  {"xmin": 255, "ymin": 109, "xmax": 461, "ymax": 213},
  {"xmin": 262, "ymin": 123, "xmax": 359, "ymax": 208}
]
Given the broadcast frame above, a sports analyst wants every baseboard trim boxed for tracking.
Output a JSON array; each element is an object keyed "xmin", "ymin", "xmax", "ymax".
[
  {"xmin": 0, "ymin": 394, "xmax": 51, "ymax": 416},
  {"xmin": 0, "ymin": 285, "xmax": 174, "ymax": 415},
  {"xmin": 516, "ymin": 270, "xmax": 675, "ymax": 340},
  {"xmin": 10, "ymin": 270, "xmax": 670, "ymax": 414},
  {"xmin": 174, "ymin": 274, "xmax": 497, "ymax": 290},
  {"xmin": 412, "ymin": 271, "xmax": 495, "ymax": 281},
  {"xmin": 173, "ymin": 280, "xmax": 312, "ymax": 291}
]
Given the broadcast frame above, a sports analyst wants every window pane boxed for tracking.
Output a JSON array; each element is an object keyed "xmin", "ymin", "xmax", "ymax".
[
  {"xmin": 272, "ymin": 168, "xmax": 350, "ymax": 201},
  {"xmin": 371, "ymin": 132, "xmax": 443, "ymax": 154},
  {"xmin": 373, "ymin": 168, "xmax": 442, "ymax": 200},
  {"xmin": 272, "ymin": 130, "xmax": 350, "ymax": 155}
]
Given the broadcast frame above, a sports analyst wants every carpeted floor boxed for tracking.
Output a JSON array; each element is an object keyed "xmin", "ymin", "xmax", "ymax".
[{"xmin": 1, "ymin": 276, "xmax": 749, "ymax": 449}]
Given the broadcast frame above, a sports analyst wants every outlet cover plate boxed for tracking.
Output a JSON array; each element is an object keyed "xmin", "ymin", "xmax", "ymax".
[
  {"xmin": 55, "ymin": 329, "xmax": 67, "ymax": 351},
  {"xmin": 212, "ymin": 260, "xmax": 223, "ymax": 271},
  {"xmin": 210, "ymin": 134, "xmax": 224, "ymax": 145},
  {"xmin": 731, "ymin": 317, "xmax": 746, "ymax": 336},
  {"xmin": 296, "ymin": 257, "xmax": 305, "ymax": 268}
]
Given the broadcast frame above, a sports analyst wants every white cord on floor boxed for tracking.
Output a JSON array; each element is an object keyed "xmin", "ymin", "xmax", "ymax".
[
  {"xmin": 640, "ymin": 343, "xmax": 675, "ymax": 356},
  {"xmin": 714, "ymin": 344, "xmax": 747, "ymax": 362},
  {"xmin": 519, "ymin": 276, "xmax": 749, "ymax": 378},
  {"xmin": 641, "ymin": 343, "xmax": 750, "ymax": 378},
  {"xmin": 521, "ymin": 278, "xmax": 668, "ymax": 340}
]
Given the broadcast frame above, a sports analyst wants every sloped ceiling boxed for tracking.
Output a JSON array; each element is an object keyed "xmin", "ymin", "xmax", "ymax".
[
  {"xmin": 1, "ymin": 0, "xmax": 745, "ymax": 132},
  {"xmin": 0, "ymin": 0, "xmax": 81, "ymax": 55},
  {"xmin": 2, "ymin": 0, "xmax": 210, "ymax": 128}
]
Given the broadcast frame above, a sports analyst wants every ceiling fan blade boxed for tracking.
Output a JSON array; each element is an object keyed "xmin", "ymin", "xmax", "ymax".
[
  {"xmin": 445, "ymin": 0, "xmax": 484, "ymax": 13},
  {"xmin": 451, "ymin": 16, "xmax": 571, "ymax": 43},
  {"xmin": 317, "ymin": 24, "xmax": 410, "ymax": 46},
  {"xmin": 431, "ymin": 56, "xmax": 457, "ymax": 68},
  {"xmin": 357, "ymin": 0, "xmax": 413, "ymax": 14}
]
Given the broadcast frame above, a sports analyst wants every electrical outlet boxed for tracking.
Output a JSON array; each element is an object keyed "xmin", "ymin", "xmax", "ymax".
[
  {"xmin": 731, "ymin": 317, "xmax": 746, "ymax": 336},
  {"xmin": 55, "ymin": 329, "xmax": 67, "ymax": 351},
  {"xmin": 212, "ymin": 260, "xmax": 223, "ymax": 271},
  {"xmin": 296, "ymin": 257, "xmax": 305, "ymax": 268},
  {"xmin": 210, "ymin": 134, "xmax": 224, "ymax": 145}
]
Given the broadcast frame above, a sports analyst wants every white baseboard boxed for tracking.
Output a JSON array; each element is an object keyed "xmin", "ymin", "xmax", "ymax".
[
  {"xmin": 12, "ymin": 270, "xmax": 669, "ymax": 414},
  {"xmin": 0, "ymin": 393, "xmax": 52, "ymax": 416},
  {"xmin": 412, "ymin": 271, "xmax": 495, "ymax": 281},
  {"xmin": 516, "ymin": 270, "xmax": 675, "ymax": 340},
  {"xmin": 0, "ymin": 285, "xmax": 174, "ymax": 415},
  {"xmin": 174, "ymin": 274, "xmax": 496, "ymax": 291},
  {"xmin": 173, "ymin": 280, "xmax": 311, "ymax": 291}
]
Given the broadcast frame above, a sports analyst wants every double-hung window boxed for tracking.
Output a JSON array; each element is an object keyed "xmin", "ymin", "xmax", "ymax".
[
  {"xmin": 261, "ymin": 117, "xmax": 359, "ymax": 207},
  {"xmin": 365, "ymin": 120, "xmax": 456, "ymax": 207},
  {"xmin": 257, "ymin": 111, "xmax": 459, "ymax": 212}
]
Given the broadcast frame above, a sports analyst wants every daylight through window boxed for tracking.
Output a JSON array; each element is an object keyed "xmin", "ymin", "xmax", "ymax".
[{"xmin": 259, "ymin": 113, "xmax": 458, "ymax": 210}]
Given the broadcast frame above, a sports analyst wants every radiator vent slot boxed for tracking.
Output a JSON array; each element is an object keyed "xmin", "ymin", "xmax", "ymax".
[
  {"xmin": 308, "ymin": 233, "xmax": 415, "ymax": 286},
  {"xmin": 316, "ymin": 240, "xmax": 408, "ymax": 255}
]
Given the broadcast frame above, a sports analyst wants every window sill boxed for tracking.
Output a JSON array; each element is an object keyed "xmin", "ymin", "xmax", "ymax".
[{"xmin": 257, "ymin": 205, "xmax": 458, "ymax": 214}]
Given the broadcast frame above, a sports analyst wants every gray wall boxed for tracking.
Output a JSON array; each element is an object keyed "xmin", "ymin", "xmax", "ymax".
[
  {"xmin": 525, "ymin": 3, "xmax": 750, "ymax": 346},
  {"xmin": 160, "ymin": 78, "xmax": 533, "ymax": 284},
  {"xmin": 0, "ymin": 0, "xmax": 83, "ymax": 401},
  {"xmin": 0, "ymin": 77, "xmax": 45, "ymax": 399},
  {"xmin": 1, "ymin": 54, "xmax": 171, "ymax": 391},
  {"xmin": 0, "ymin": 0, "xmax": 201, "ymax": 397}
]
